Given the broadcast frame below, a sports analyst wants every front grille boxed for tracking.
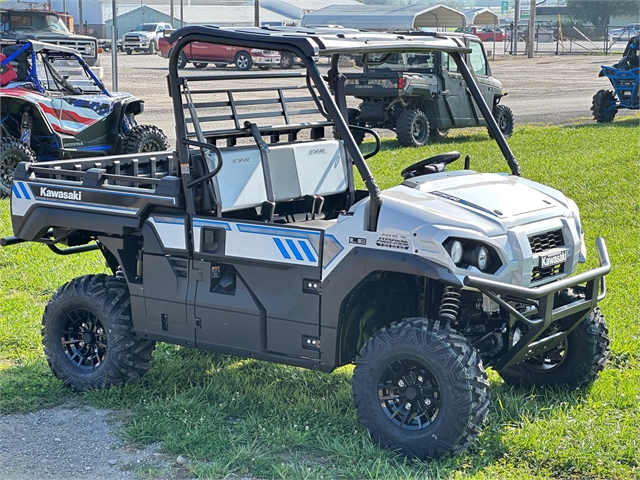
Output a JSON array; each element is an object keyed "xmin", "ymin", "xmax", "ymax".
[
  {"xmin": 528, "ymin": 229, "xmax": 564, "ymax": 253},
  {"xmin": 532, "ymin": 262, "xmax": 565, "ymax": 282},
  {"xmin": 125, "ymin": 36, "xmax": 141, "ymax": 42},
  {"xmin": 48, "ymin": 40, "xmax": 95, "ymax": 56}
]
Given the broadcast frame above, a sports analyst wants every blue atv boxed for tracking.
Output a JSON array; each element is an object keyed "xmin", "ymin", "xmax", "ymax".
[{"xmin": 591, "ymin": 35, "xmax": 639, "ymax": 122}]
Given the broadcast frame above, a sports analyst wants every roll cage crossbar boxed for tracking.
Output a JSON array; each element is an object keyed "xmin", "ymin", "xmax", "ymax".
[
  {"xmin": 165, "ymin": 26, "xmax": 521, "ymax": 229},
  {"xmin": 1, "ymin": 40, "xmax": 109, "ymax": 96}
]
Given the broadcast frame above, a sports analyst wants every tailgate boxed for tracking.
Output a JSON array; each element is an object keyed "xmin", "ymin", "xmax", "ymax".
[{"xmin": 343, "ymin": 72, "xmax": 402, "ymax": 97}]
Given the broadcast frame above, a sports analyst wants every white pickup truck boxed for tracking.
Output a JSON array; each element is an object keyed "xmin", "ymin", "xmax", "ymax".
[{"xmin": 122, "ymin": 22, "xmax": 172, "ymax": 54}]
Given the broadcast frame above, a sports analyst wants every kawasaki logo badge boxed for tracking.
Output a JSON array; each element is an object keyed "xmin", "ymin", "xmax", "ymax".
[
  {"xmin": 39, "ymin": 187, "xmax": 82, "ymax": 201},
  {"xmin": 540, "ymin": 250, "xmax": 568, "ymax": 268}
]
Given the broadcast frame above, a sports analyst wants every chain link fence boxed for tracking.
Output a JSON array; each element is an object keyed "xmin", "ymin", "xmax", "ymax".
[{"xmin": 485, "ymin": 24, "xmax": 638, "ymax": 56}]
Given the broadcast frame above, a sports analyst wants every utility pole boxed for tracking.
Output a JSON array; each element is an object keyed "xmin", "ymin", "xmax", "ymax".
[
  {"xmin": 513, "ymin": 0, "xmax": 519, "ymax": 55},
  {"xmin": 78, "ymin": 0, "xmax": 83, "ymax": 34},
  {"xmin": 170, "ymin": 0, "xmax": 174, "ymax": 28},
  {"xmin": 111, "ymin": 0, "xmax": 118, "ymax": 91},
  {"xmin": 180, "ymin": 0, "xmax": 183, "ymax": 27},
  {"xmin": 254, "ymin": 0, "xmax": 260, "ymax": 27},
  {"xmin": 527, "ymin": 0, "xmax": 536, "ymax": 58}
]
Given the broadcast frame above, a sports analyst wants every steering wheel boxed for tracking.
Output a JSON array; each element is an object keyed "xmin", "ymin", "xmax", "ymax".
[{"xmin": 400, "ymin": 151, "xmax": 461, "ymax": 179}]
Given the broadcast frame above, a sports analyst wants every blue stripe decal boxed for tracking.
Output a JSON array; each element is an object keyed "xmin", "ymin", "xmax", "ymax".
[
  {"xmin": 298, "ymin": 240, "xmax": 316, "ymax": 262},
  {"xmin": 151, "ymin": 217, "xmax": 185, "ymax": 225},
  {"xmin": 286, "ymin": 239, "xmax": 304, "ymax": 261},
  {"xmin": 12, "ymin": 183, "xmax": 22, "ymax": 199},
  {"xmin": 273, "ymin": 238, "xmax": 291, "ymax": 259},
  {"xmin": 237, "ymin": 223, "xmax": 321, "ymax": 239},
  {"xmin": 18, "ymin": 182, "xmax": 31, "ymax": 200},
  {"xmin": 193, "ymin": 218, "xmax": 232, "ymax": 230}
]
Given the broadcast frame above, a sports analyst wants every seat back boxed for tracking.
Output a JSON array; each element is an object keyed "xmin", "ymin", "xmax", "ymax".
[{"xmin": 210, "ymin": 139, "xmax": 348, "ymax": 213}]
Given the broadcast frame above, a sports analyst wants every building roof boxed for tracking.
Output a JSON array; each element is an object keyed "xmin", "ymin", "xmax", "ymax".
[
  {"xmin": 462, "ymin": 8, "xmax": 498, "ymax": 26},
  {"xmin": 301, "ymin": 4, "xmax": 467, "ymax": 30},
  {"xmin": 264, "ymin": 0, "xmax": 362, "ymax": 13}
]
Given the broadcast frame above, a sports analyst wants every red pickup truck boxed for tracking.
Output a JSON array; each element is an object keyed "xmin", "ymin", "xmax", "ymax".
[
  {"xmin": 454, "ymin": 26, "xmax": 506, "ymax": 42},
  {"xmin": 157, "ymin": 35, "xmax": 280, "ymax": 70}
]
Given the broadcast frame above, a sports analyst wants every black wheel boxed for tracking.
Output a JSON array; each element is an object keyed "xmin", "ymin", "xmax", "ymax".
[
  {"xmin": 347, "ymin": 108, "xmax": 366, "ymax": 145},
  {"xmin": 396, "ymin": 109, "xmax": 430, "ymax": 147},
  {"xmin": 352, "ymin": 318, "xmax": 490, "ymax": 459},
  {"xmin": 280, "ymin": 52, "xmax": 294, "ymax": 69},
  {"xmin": 148, "ymin": 41, "xmax": 156, "ymax": 54},
  {"xmin": 177, "ymin": 51, "xmax": 188, "ymax": 69},
  {"xmin": 125, "ymin": 48, "xmax": 132, "ymax": 55},
  {"xmin": 214, "ymin": 63, "xmax": 228, "ymax": 68},
  {"xmin": 193, "ymin": 62, "xmax": 209, "ymax": 69},
  {"xmin": 488, "ymin": 104, "xmax": 514, "ymax": 138},
  {"xmin": 1, "ymin": 137, "xmax": 36, "ymax": 197},
  {"xmin": 234, "ymin": 52, "xmax": 252, "ymax": 71},
  {"xmin": 123, "ymin": 125, "xmax": 169, "ymax": 154},
  {"xmin": 499, "ymin": 306, "xmax": 609, "ymax": 390},
  {"xmin": 591, "ymin": 90, "xmax": 617, "ymax": 123},
  {"xmin": 429, "ymin": 128, "xmax": 449, "ymax": 140},
  {"xmin": 42, "ymin": 274, "xmax": 156, "ymax": 392}
]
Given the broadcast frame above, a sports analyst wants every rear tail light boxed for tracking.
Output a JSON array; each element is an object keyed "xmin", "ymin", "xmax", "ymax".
[{"xmin": 398, "ymin": 77, "xmax": 406, "ymax": 90}]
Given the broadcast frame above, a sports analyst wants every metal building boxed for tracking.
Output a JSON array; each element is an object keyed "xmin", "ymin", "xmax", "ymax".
[
  {"xmin": 105, "ymin": 5, "xmax": 296, "ymax": 39},
  {"xmin": 301, "ymin": 4, "xmax": 467, "ymax": 30},
  {"xmin": 261, "ymin": 0, "xmax": 362, "ymax": 21}
]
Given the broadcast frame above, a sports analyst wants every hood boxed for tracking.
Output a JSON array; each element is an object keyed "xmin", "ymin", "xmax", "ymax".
[{"xmin": 380, "ymin": 171, "xmax": 570, "ymax": 237}]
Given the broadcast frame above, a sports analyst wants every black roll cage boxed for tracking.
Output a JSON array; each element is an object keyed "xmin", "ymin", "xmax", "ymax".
[{"xmin": 165, "ymin": 26, "xmax": 521, "ymax": 232}]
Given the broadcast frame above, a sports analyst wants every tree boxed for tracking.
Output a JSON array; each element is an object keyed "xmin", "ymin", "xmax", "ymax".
[{"xmin": 566, "ymin": 0, "xmax": 637, "ymax": 29}]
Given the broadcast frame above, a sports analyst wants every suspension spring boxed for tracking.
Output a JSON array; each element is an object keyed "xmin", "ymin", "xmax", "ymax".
[{"xmin": 438, "ymin": 286, "xmax": 462, "ymax": 323}]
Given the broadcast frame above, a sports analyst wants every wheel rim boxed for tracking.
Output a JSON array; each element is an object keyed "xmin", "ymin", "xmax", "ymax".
[
  {"xmin": 237, "ymin": 55, "xmax": 249, "ymax": 69},
  {"xmin": 281, "ymin": 55, "xmax": 292, "ymax": 68},
  {"xmin": 412, "ymin": 118, "xmax": 428, "ymax": 143},
  {"xmin": 60, "ymin": 309, "xmax": 107, "ymax": 370},
  {"xmin": 523, "ymin": 325, "xmax": 567, "ymax": 372},
  {"xmin": 139, "ymin": 139, "xmax": 162, "ymax": 152},
  {"xmin": 0, "ymin": 153, "xmax": 21, "ymax": 190},
  {"xmin": 498, "ymin": 113, "xmax": 510, "ymax": 132},
  {"xmin": 378, "ymin": 359, "xmax": 441, "ymax": 430}
]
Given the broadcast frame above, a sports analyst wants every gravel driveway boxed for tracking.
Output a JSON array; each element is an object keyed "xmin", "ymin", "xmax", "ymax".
[{"xmin": 1, "ymin": 48, "xmax": 637, "ymax": 480}]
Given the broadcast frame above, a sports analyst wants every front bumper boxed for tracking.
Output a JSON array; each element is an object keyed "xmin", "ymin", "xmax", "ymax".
[
  {"xmin": 464, "ymin": 237, "xmax": 611, "ymax": 370},
  {"xmin": 252, "ymin": 56, "xmax": 280, "ymax": 65}
]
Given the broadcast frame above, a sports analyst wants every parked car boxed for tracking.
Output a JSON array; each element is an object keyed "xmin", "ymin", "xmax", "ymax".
[
  {"xmin": 609, "ymin": 24, "xmax": 640, "ymax": 45},
  {"xmin": 123, "ymin": 23, "xmax": 172, "ymax": 55},
  {"xmin": 455, "ymin": 26, "xmax": 505, "ymax": 42},
  {"xmin": 158, "ymin": 33, "xmax": 280, "ymax": 70}
]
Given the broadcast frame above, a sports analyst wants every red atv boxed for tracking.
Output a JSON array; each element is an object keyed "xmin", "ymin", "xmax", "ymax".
[{"xmin": 0, "ymin": 40, "xmax": 169, "ymax": 195}]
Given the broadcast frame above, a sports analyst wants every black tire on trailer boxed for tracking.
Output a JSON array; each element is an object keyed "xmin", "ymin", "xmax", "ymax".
[
  {"xmin": 257, "ymin": 65, "xmax": 270, "ymax": 70},
  {"xmin": 429, "ymin": 128, "xmax": 450, "ymax": 140},
  {"xmin": 347, "ymin": 107, "xmax": 366, "ymax": 145},
  {"xmin": 41, "ymin": 274, "xmax": 156, "ymax": 392},
  {"xmin": 193, "ymin": 62, "xmax": 209, "ymax": 69},
  {"xmin": 177, "ymin": 51, "xmax": 188, "ymax": 69},
  {"xmin": 590, "ymin": 90, "xmax": 617, "ymax": 123},
  {"xmin": 234, "ymin": 51, "xmax": 252, "ymax": 71},
  {"xmin": 352, "ymin": 318, "xmax": 490, "ymax": 460},
  {"xmin": 123, "ymin": 125, "xmax": 169, "ymax": 154},
  {"xmin": 0, "ymin": 137, "xmax": 36, "ymax": 197},
  {"xmin": 488, "ymin": 104, "xmax": 514, "ymax": 138},
  {"xmin": 396, "ymin": 109, "xmax": 430, "ymax": 147},
  {"xmin": 280, "ymin": 52, "xmax": 294, "ymax": 69},
  {"xmin": 125, "ymin": 48, "xmax": 132, "ymax": 55},
  {"xmin": 499, "ymin": 305, "xmax": 609, "ymax": 391},
  {"xmin": 148, "ymin": 40, "xmax": 156, "ymax": 54}
]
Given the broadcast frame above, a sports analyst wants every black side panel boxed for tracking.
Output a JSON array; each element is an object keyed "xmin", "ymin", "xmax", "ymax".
[
  {"xmin": 134, "ymin": 254, "xmax": 193, "ymax": 345},
  {"xmin": 318, "ymin": 247, "xmax": 462, "ymax": 372}
]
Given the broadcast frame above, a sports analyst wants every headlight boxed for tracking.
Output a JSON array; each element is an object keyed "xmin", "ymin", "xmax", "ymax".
[
  {"xmin": 85, "ymin": 44, "xmax": 94, "ymax": 55},
  {"xmin": 446, "ymin": 239, "xmax": 463, "ymax": 264},
  {"xmin": 443, "ymin": 238, "xmax": 501, "ymax": 274},
  {"xmin": 251, "ymin": 49, "xmax": 264, "ymax": 53},
  {"xmin": 472, "ymin": 245, "xmax": 490, "ymax": 271}
]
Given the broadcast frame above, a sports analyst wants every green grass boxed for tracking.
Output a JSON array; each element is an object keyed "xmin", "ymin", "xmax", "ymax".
[{"xmin": 1, "ymin": 118, "xmax": 639, "ymax": 479}]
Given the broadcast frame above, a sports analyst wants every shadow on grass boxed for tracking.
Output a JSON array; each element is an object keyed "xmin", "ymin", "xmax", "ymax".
[{"xmin": 561, "ymin": 115, "xmax": 640, "ymax": 130}]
